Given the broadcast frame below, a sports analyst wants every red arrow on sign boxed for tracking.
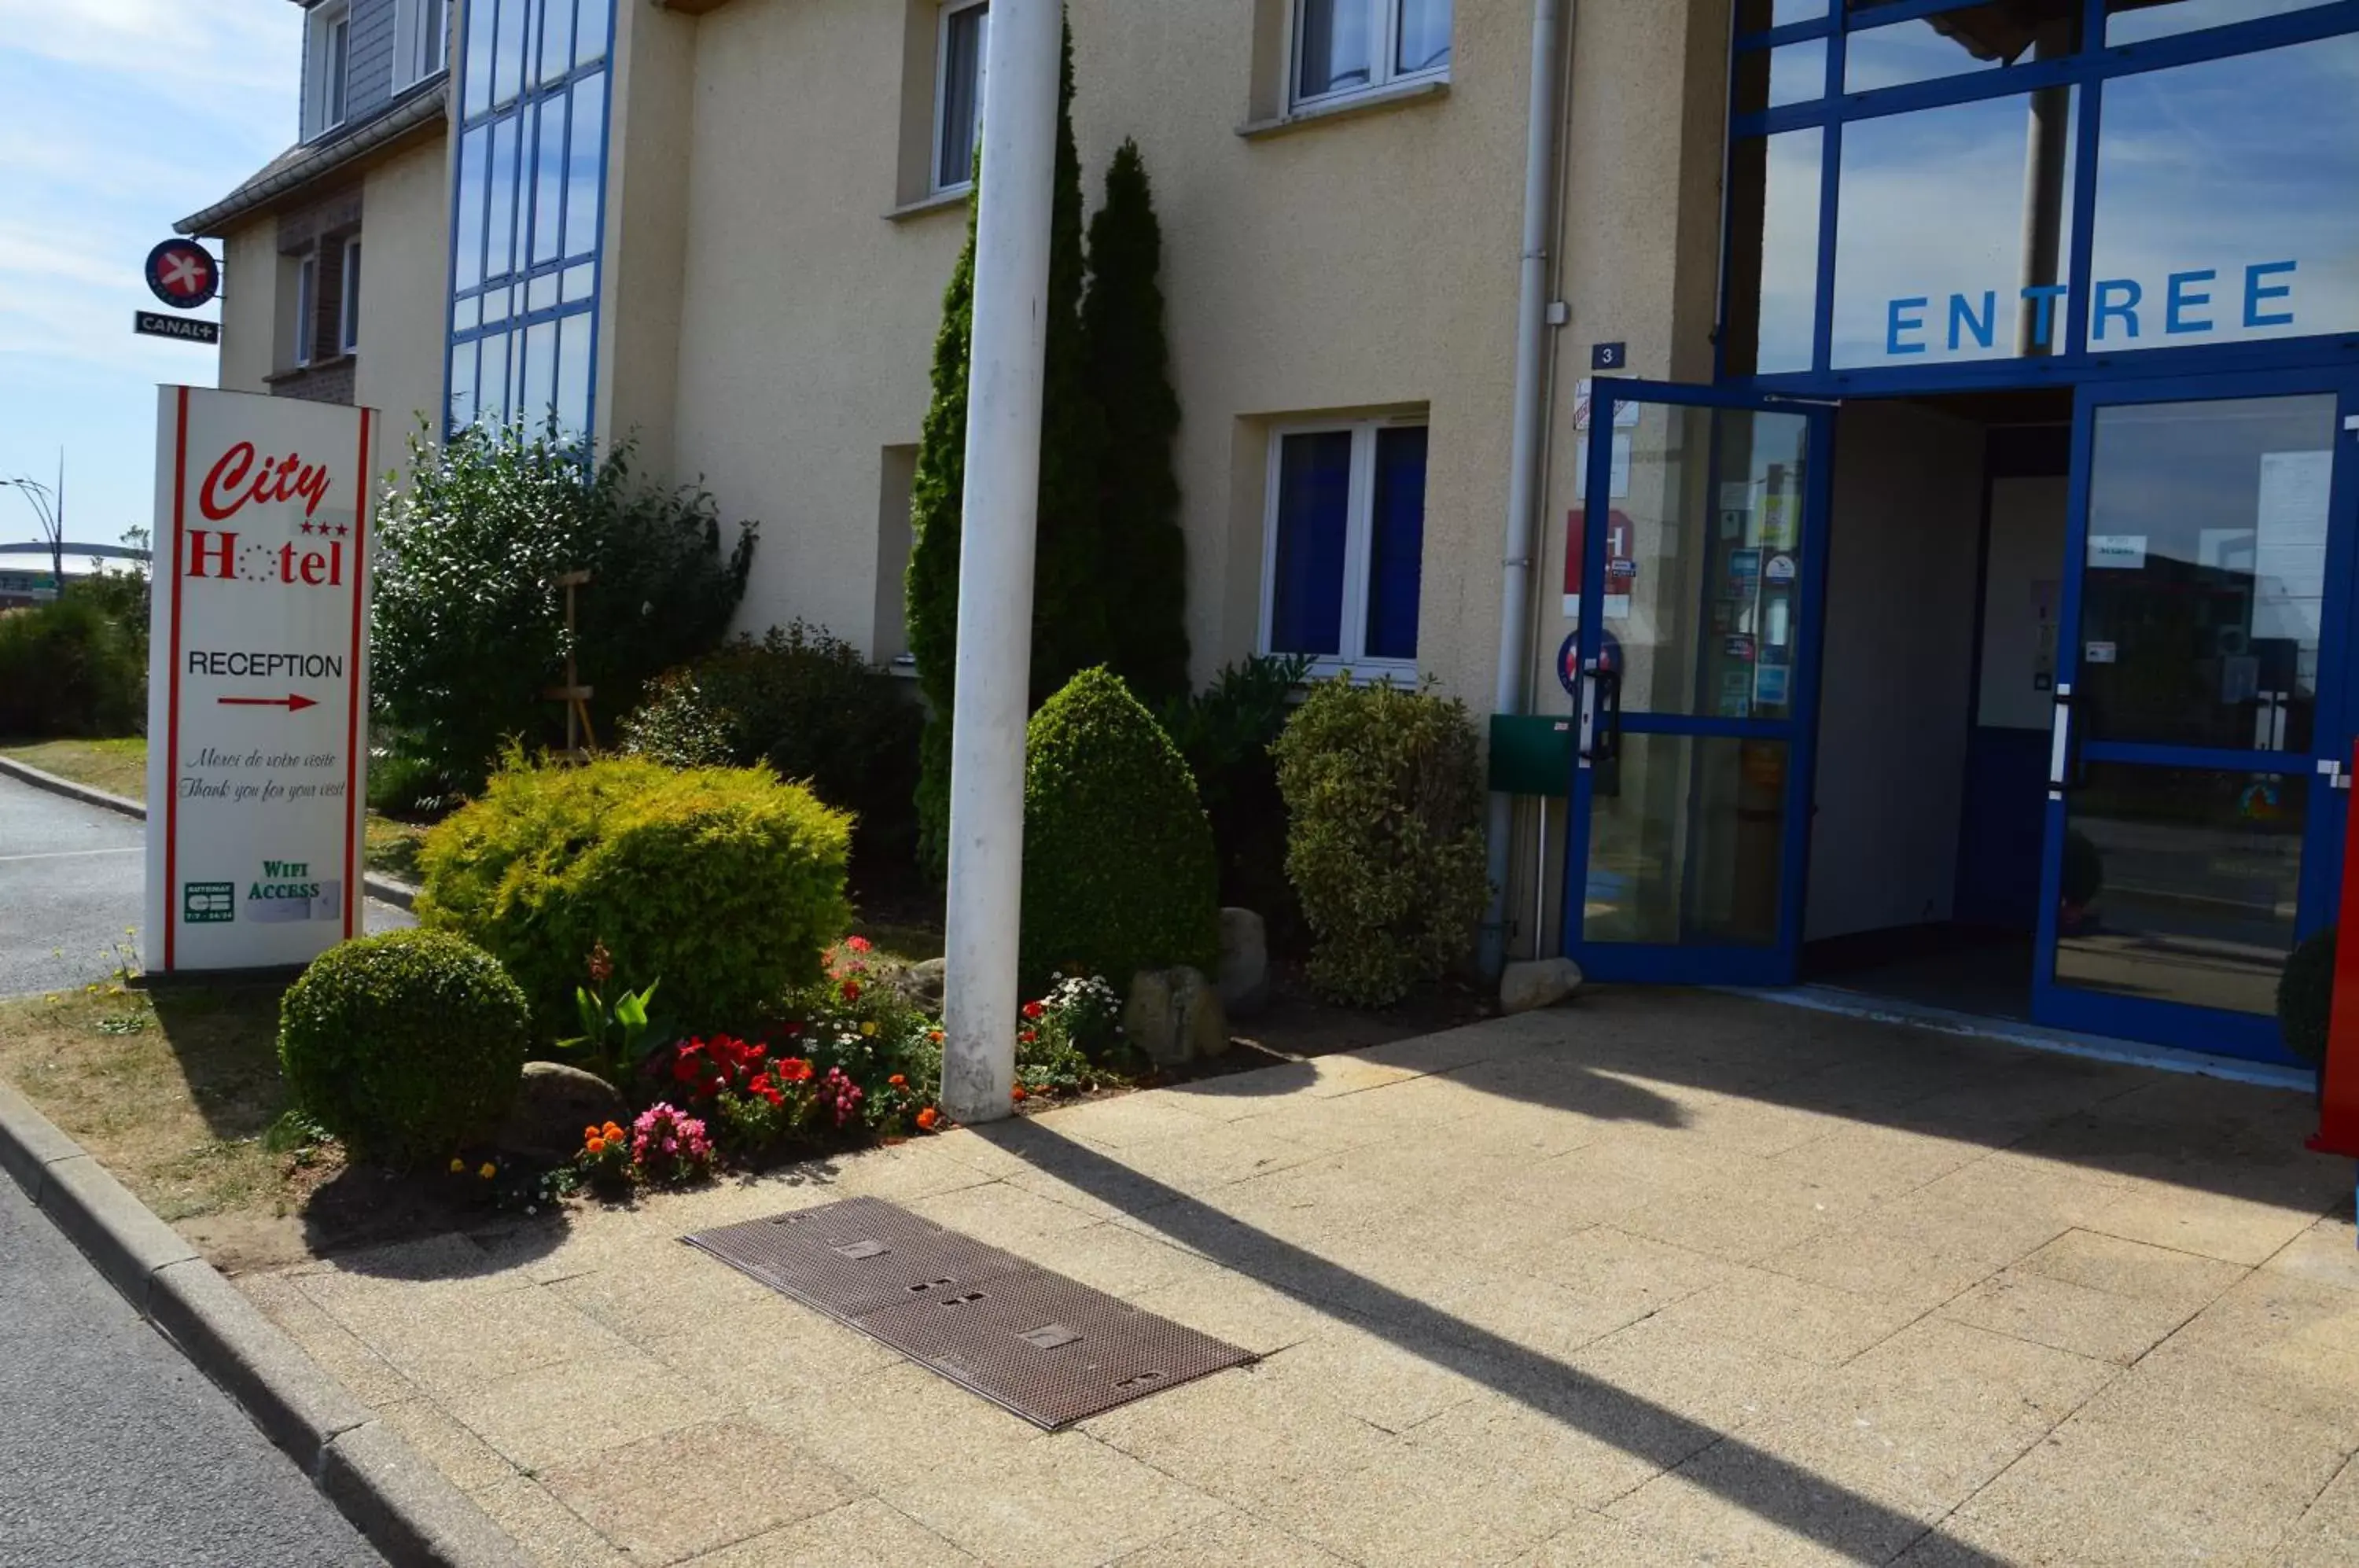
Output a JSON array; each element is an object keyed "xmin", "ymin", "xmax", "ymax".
[{"xmin": 218, "ymin": 694, "xmax": 318, "ymax": 712}]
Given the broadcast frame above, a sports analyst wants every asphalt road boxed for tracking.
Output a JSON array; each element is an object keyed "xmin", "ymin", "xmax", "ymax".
[
  {"xmin": 0, "ymin": 773, "xmax": 412, "ymax": 999},
  {"xmin": 0, "ymin": 1176, "xmax": 384, "ymax": 1567}
]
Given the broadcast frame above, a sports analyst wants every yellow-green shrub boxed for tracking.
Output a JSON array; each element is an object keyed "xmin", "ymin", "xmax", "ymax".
[
  {"xmin": 417, "ymin": 754, "xmax": 851, "ymax": 1036},
  {"xmin": 1272, "ymin": 676, "xmax": 1489, "ymax": 1006}
]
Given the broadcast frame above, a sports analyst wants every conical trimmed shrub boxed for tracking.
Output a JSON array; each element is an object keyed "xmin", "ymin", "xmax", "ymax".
[{"xmin": 1020, "ymin": 666, "xmax": 1218, "ymax": 991}]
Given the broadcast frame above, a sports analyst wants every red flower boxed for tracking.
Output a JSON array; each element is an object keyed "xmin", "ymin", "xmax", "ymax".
[
  {"xmin": 888, "ymin": 1073, "xmax": 907, "ymax": 1088},
  {"xmin": 777, "ymin": 1058, "xmax": 813, "ymax": 1084},
  {"xmin": 1019, "ymin": 1029, "xmax": 1036, "ymax": 1044},
  {"xmin": 915, "ymin": 1106, "xmax": 940, "ymax": 1132},
  {"xmin": 1022, "ymin": 1000, "xmax": 1044, "ymax": 1021},
  {"xmin": 841, "ymin": 980, "xmax": 862, "ymax": 1003},
  {"xmin": 846, "ymin": 935, "xmax": 873, "ymax": 954},
  {"xmin": 1011, "ymin": 1085, "xmax": 1029, "ymax": 1102}
]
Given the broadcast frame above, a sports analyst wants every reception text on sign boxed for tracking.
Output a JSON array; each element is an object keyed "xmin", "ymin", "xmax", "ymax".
[{"xmin": 144, "ymin": 387, "xmax": 376, "ymax": 974}]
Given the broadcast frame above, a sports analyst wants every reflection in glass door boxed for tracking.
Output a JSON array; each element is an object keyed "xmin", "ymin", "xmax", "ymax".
[
  {"xmin": 1563, "ymin": 381, "xmax": 1832, "ymax": 985},
  {"xmin": 2037, "ymin": 375, "xmax": 2357, "ymax": 1058}
]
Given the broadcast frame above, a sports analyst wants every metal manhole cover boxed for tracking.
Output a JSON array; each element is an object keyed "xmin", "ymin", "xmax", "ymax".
[
  {"xmin": 685, "ymin": 1198, "xmax": 1253, "ymax": 1428},
  {"xmin": 683, "ymin": 1196, "xmax": 1029, "ymax": 1320}
]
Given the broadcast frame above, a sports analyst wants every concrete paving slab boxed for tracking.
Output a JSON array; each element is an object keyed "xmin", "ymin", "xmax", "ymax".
[
  {"xmin": 2082, "ymin": 1180, "xmax": 2326, "ymax": 1267},
  {"xmin": 1640, "ymin": 1264, "xmax": 1923, "ymax": 1366},
  {"xmin": 1103, "ymin": 1506, "xmax": 1353, "ymax": 1566},
  {"xmin": 874, "ymin": 1430, "xmax": 1227, "ymax": 1568},
  {"xmin": 677, "ymin": 1497, "xmax": 981, "ymax": 1566},
  {"xmin": 436, "ymin": 1347, "xmax": 719, "ymax": 1474},
  {"xmin": 2262, "ymin": 1213, "xmax": 2359, "ymax": 1293},
  {"xmin": 470, "ymin": 1477, "xmax": 631, "ymax": 1568},
  {"xmin": 538, "ymin": 1417, "xmax": 858, "ymax": 1566},
  {"xmin": 1938, "ymin": 1268, "xmax": 2200, "ymax": 1365}
]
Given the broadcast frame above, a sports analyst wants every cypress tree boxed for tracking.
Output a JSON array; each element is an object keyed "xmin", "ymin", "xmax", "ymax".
[
  {"xmin": 1082, "ymin": 138, "xmax": 1190, "ymax": 709},
  {"xmin": 1024, "ymin": 26, "xmax": 1109, "ymax": 707},
  {"xmin": 905, "ymin": 18, "xmax": 1105, "ymax": 876},
  {"xmin": 903, "ymin": 186, "xmax": 977, "ymax": 875}
]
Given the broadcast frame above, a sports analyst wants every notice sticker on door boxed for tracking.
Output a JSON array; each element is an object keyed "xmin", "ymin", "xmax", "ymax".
[
  {"xmin": 2088, "ymin": 535, "xmax": 2147, "ymax": 569},
  {"xmin": 2085, "ymin": 641, "xmax": 2118, "ymax": 664}
]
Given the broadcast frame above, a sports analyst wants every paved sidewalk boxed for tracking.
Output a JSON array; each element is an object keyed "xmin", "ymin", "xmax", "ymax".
[{"xmin": 237, "ymin": 991, "xmax": 2359, "ymax": 1566}]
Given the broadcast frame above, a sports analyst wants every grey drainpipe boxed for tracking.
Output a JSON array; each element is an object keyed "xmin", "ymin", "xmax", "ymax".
[{"xmin": 1481, "ymin": 0, "xmax": 1570, "ymax": 978}]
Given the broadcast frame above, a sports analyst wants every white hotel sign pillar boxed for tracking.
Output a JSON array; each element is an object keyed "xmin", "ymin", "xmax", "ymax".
[{"xmin": 144, "ymin": 387, "xmax": 376, "ymax": 974}]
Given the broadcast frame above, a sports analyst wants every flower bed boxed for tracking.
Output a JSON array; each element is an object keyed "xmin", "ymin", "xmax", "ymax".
[{"xmin": 555, "ymin": 937, "xmax": 1138, "ymax": 1195}]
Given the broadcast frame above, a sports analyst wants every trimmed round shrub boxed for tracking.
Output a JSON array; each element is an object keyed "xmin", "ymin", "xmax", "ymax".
[
  {"xmin": 1020, "ymin": 667, "xmax": 1218, "ymax": 991},
  {"xmin": 417, "ymin": 753, "xmax": 852, "ymax": 1036},
  {"xmin": 1273, "ymin": 675, "xmax": 1489, "ymax": 1007},
  {"xmin": 278, "ymin": 929, "xmax": 532, "ymax": 1165},
  {"xmin": 2279, "ymin": 924, "xmax": 2336, "ymax": 1066}
]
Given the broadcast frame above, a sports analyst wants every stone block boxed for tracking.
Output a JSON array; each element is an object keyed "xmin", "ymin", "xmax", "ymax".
[
  {"xmin": 497, "ymin": 1062, "xmax": 624, "ymax": 1162},
  {"xmin": 1125, "ymin": 966, "xmax": 1231, "ymax": 1066},
  {"xmin": 1216, "ymin": 907, "xmax": 1270, "ymax": 1016},
  {"xmin": 1500, "ymin": 956, "xmax": 1582, "ymax": 1014},
  {"xmin": 899, "ymin": 957, "xmax": 948, "ymax": 1010}
]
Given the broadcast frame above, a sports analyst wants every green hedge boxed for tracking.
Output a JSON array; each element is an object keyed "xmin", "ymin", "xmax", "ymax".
[
  {"xmin": 417, "ymin": 754, "xmax": 851, "ymax": 1036},
  {"xmin": 278, "ymin": 929, "xmax": 530, "ymax": 1165},
  {"xmin": 1272, "ymin": 676, "xmax": 1489, "ymax": 1006},
  {"xmin": 0, "ymin": 595, "xmax": 145, "ymax": 738},
  {"xmin": 1020, "ymin": 667, "xmax": 1218, "ymax": 991}
]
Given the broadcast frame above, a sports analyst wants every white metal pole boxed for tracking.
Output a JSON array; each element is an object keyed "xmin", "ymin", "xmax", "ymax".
[{"xmin": 940, "ymin": 0, "xmax": 1061, "ymax": 1124}]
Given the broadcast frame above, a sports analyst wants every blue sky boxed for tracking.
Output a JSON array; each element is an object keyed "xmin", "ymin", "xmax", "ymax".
[{"xmin": 0, "ymin": 0, "xmax": 300, "ymax": 552}]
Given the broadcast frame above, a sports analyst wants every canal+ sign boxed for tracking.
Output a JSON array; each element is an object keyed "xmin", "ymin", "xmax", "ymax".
[
  {"xmin": 1882, "ymin": 259, "xmax": 2299, "ymax": 356},
  {"xmin": 144, "ymin": 386, "xmax": 377, "ymax": 975}
]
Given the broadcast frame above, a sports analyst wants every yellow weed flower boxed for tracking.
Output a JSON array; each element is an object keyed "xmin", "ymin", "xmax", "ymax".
[
  {"xmin": 859, "ymin": 1021, "xmax": 878, "ymax": 1037},
  {"xmin": 449, "ymin": 1158, "xmax": 466, "ymax": 1174},
  {"xmin": 478, "ymin": 1162, "xmax": 497, "ymax": 1180}
]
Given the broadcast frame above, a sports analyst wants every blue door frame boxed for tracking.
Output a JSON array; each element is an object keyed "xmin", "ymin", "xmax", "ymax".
[
  {"xmin": 1560, "ymin": 380, "xmax": 1835, "ymax": 985},
  {"xmin": 2031, "ymin": 366, "xmax": 2359, "ymax": 1062}
]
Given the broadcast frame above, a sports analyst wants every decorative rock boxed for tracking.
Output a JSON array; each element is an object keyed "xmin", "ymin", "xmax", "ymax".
[
  {"xmin": 899, "ymin": 957, "xmax": 948, "ymax": 1010},
  {"xmin": 498, "ymin": 1061, "xmax": 626, "ymax": 1160},
  {"xmin": 1499, "ymin": 956, "xmax": 1583, "ymax": 1015},
  {"xmin": 1124, "ymin": 966, "xmax": 1232, "ymax": 1067},
  {"xmin": 1215, "ymin": 907, "xmax": 1270, "ymax": 1018}
]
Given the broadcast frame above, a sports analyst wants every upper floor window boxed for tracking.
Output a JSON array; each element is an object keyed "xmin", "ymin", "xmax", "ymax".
[
  {"xmin": 1262, "ymin": 420, "xmax": 1428, "ymax": 673},
  {"xmin": 1293, "ymin": 0, "xmax": 1451, "ymax": 110},
  {"xmin": 306, "ymin": 2, "xmax": 353, "ymax": 138},
  {"xmin": 340, "ymin": 239, "xmax": 363, "ymax": 355},
  {"xmin": 395, "ymin": 0, "xmax": 450, "ymax": 90},
  {"xmin": 934, "ymin": 0, "xmax": 989, "ymax": 193}
]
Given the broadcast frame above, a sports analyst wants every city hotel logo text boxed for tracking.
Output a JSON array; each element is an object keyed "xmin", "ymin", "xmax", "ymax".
[
  {"xmin": 1882, "ymin": 260, "xmax": 2298, "ymax": 356},
  {"xmin": 179, "ymin": 440, "xmax": 351, "ymax": 587}
]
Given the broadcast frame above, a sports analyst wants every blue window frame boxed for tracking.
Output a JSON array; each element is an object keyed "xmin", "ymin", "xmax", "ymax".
[
  {"xmin": 1721, "ymin": 0, "xmax": 2359, "ymax": 394},
  {"xmin": 1261, "ymin": 420, "xmax": 1428, "ymax": 675},
  {"xmin": 444, "ymin": 0, "xmax": 613, "ymax": 439}
]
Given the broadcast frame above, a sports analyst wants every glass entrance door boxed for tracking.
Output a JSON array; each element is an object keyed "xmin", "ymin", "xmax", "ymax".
[
  {"xmin": 1562, "ymin": 381, "xmax": 1833, "ymax": 984},
  {"xmin": 2035, "ymin": 372, "xmax": 2359, "ymax": 1061}
]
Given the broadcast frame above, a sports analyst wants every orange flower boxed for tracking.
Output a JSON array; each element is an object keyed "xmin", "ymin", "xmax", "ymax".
[
  {"xmin": 585, "ymin": 1136, "xmax": 606, "ymax": 1155},
  {"xmin": 583, "ymin": 1124, "xmax": 602, "ymax": 1143},
  {"xmin": 602, "ymin": 1121, "xmax": 624, "ymax": 1140},
  {"xmin": 1010, "ymin": 1085, "xmax": 1029, "ymax": 1102},
  {"xmin": 915, "ymin": 1106, "xmax": 940, "ymax": 1132},
  {"xmin": 889, "ymin": 1073, "xmax": 907, "ymax": 1088}
]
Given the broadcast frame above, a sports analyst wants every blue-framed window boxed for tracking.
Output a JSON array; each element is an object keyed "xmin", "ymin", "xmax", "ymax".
[
  {"xmin": 444, "ymin": 0, "xmax": 612, "ymax": 436},
  {"xmin": 1722, "ymin": 0, "xmax": 2359, "ymax": 389},
  {"xmin": 1261, "ymin": 420, "xmax": 1428, "ymax": 673}
]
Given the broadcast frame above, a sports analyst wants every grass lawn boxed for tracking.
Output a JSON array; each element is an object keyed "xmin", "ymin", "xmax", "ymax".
[
  {"xmin": 0, "ymin": 984, "xmax": 331, "ymax": 1270},
  {"xmin": 2, "ymin": 737, "xmax": 433, "ymax": 883}
]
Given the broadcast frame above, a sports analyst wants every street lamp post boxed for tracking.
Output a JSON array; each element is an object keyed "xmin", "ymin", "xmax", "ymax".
[
  {"xmin": 2, "ymin": 468, "xmax": 64, "ymax": 592},
  {"xmin": 937, "ymin": 0, "xmax": 1062, "ymax": 1125}
]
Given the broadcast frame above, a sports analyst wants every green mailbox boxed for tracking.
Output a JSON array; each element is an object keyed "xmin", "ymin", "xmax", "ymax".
[{"xmin": 1488, "ymin": 712, "xmax": 1573, "ymax": 797}]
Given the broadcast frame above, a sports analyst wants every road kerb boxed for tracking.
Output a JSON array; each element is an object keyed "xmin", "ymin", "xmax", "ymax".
[
  {"xmin": 0, "ymin": 1086, "xmax": 527, "ymax": 1568},
  {"xmin": 0, "ymin": 753, "xmax": 419, "ymax": 911}
]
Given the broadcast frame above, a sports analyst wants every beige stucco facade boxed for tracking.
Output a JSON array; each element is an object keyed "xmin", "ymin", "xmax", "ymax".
[
  {"xmin": 578, "ymin": 0, "xmax": 1735, "ymax": 957},
  {"xmin": 589, "ymin": 0, "xmax": 1733, "ymax": 717},
  {"xmin": 353, "ymin": 137, "xmax": 455, "ymax": 456}
]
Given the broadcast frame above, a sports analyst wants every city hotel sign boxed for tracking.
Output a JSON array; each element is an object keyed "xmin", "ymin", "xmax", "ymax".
[
  {"xmin": 1881, "ymin": 259, "xmax": 2300, "ymax": 356},
  {"xmin": 145, "ymin": 386, "xmax": 377, "ymax": 974}
]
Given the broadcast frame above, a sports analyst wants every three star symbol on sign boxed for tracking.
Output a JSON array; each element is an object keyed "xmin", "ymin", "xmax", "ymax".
[{"xmin": 296, "ymin": 521, "xmax": 351, "ymax": 537}]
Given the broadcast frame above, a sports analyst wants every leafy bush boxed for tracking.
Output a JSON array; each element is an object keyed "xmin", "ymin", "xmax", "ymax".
[
  {"xmin": 0, "ymin": 596, "xmax": 145, "ymax": 738},
  {"xmin": 1162, "ymin": 653, "xmax": 1311, "ymax": 951},
  {"xmin": 619, "ymin": 623, "xmax": 923, "ymax": 883},
  {"xmin": 277, "ymin": 929, "xmax": 532, "ymax": 1165},
  {"xmin": 416, "ymin": 753, "xmax": 851, "ymax": 1036},
  {"xmin": 371, "ymin": 424, "xmax": 756, "ymax": 795},
  {"xmin": 1272, "ymin": 676, "xmax": 1489, "ymax": 1006},
  {"xmin": 1020, "ymin": 667, "xmax": 1218, "ymax": 991},
  {"xmin": 2280, "ymin": 925, "xmax": 2336, "ymax": 1066}
]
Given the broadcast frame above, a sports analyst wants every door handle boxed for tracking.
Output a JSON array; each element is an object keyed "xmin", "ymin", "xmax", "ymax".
[
  {"xmin": 2047, "ymin": 682, "xmax": 2074, "ymax": 801},
  {"xmin": 1595, "ymin": 666, "xmax": 1624, "ymax": 765},
  {"xmin": 1576, "ymin": 661, "xmax": 1599, "ymax": 768}
]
